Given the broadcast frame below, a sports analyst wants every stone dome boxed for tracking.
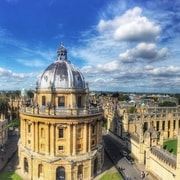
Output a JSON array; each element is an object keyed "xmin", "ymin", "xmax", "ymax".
[{"xmin": 37, "ymin": 44, "xmax": 85, "ymax": 89}]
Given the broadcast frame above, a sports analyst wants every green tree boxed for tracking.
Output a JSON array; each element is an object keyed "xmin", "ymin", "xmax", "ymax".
[
  {"xmin": 129, "ymin": 106, "xmax": 137, "ymax": 113},
  {"xmin": 0, "ymin": 97, "xmax": 9, "ymax": 117},
  {"xmin": 159, "ymin": 101, "xmax": 176, "ymax": 107}
]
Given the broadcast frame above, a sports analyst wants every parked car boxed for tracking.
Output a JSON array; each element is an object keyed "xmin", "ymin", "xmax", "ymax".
[{"xmin": 126, "ymin": 155, "xmax": 134, "ymax": 164}]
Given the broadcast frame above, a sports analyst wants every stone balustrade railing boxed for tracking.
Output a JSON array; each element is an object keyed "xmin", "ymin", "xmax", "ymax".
[{"xmin": 20, "ymin": 105, "xmax": 103, "ymax": 116}]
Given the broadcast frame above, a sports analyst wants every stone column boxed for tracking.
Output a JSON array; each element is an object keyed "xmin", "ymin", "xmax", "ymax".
[
  {"xmin": 83, "ymin": 123, "xmax": 88, "ymax": 153},
  {"xmin": 21, "ymin": 119, "xmax": 25, "ymax": 145},
  {"xmin": 50, "ymin": 123, "xmax": 55, "ymax": 156},
  {"xmin": 24, "ymin": 119, "xmax": 27, "ymax": 147},
  {"xmin": 46, "ymin": 123, "xmax": 50, "ymax": 155},
  {"xmin": 176, "ymin": 119, "xmax": 179, "ymax": 132},
  {"xmin": 67, "ymin": 124, "xmax": 72, "ymax": 155},
  {"xmin": 164, "ymin": 117, "xmax": 169, "ymax": 139},
  {"xmin": 88, "ymin": 123, "xmax": 91, "ymax": 152},
  {"xmin": 72, "ymin": 124, "xmax": 77, "ymax": 155},
  {"xmin": 32, "ymin": 122, "xmax": 35, "ymax": 151},
  {"xmin": 96, "ymin": 121, "xmax": 99, "ymax": 145},
  {"xmin": 35, "ymin": 122, "xmax": 39, "ymax": 152},
  {"xmin": 159, "ymin": 119, "xmax": 162, "ymax": 132}
]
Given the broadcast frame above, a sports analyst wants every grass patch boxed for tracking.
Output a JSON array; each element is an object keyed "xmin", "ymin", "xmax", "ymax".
[
  {"xmin": 100, "ymin": 171, "xmax": 123, "ymax": 180},
  {"xmin": 163, "ymin": 139, "xmax": 177, "ymax": 155},
  {"xmin": 0, "ymin": 170, "xmax": 22, "ymax": 180}
]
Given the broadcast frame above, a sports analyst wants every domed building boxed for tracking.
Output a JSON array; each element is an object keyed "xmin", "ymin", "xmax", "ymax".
[{"xmin": 18, "ymin": 44, "xmax": 104, "ymax": 180}]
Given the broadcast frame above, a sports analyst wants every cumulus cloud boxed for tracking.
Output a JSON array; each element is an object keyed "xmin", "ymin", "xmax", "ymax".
[
  {"xmin": 97, "ymin": 7, "xmax": 161, "ymax": 42},
  {"xmin": 147, "ymin": 65, "xmax": 180, "ymax": 77},
  {"xmin": 97, "ymin": 61, "xmax": 119, "ymax": 72},
  {"xmin": 0, "ymin": 67, "xmax": 39, "ymax": 90},
  {"xmin": 119, "ymin": 43, "xmax": 169, "ymax": 63},
  {"xmin": 0, "ymin": 67, "xmax": 12, "ymax": 77}
]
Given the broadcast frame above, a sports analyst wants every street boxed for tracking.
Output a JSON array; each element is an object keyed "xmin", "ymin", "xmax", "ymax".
[{"xmin": 103, "ymin": 133, "xmax": 144, "ymax": 180}]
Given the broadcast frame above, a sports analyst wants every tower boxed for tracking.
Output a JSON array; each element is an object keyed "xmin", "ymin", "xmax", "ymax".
[{"xmin": 18, "ymin": 44, "xmax": 104, "ymax": 180}]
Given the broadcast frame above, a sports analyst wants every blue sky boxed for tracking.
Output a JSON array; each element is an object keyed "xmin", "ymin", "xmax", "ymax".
[{"xmin": 0, "ymin": 0, "xmax": 179, "ymax": 93}]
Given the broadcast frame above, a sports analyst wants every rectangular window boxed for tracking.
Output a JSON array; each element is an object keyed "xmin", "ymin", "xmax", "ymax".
[
  {"xmin": 173, "ymin": 120, "xmax": 176, "ymax": 130},
  {"xmin": 42, "ymin": 96, "xmax": 46, "ymax": 106},
  {"xmin": 58, "ymin": 96, "xmax": 65, "ymax": 107},
  {"xmin": 162, "ymin": 121, "xmax": 165, "ymax": 130},
  {"xmin": 77, "ymin": 144, "xmax": 81, "ymax": 149},
  {"xmin": 77, "ymin": 96, "xmax": 81, "ymax": 107},
  {"xmin": 28, "ymin": 124, "xmax": 31, "ymax": 133},
  {"xmin": 58, "ymin": 128, "xmax": 64, "ymax": 138},
  {"xmin": 156, "ymin": 121, "xmax": 159, "ymax": 131},
  {"xmin": 58, "ymin": 146, "xmax": 64, "ymax": 151}
]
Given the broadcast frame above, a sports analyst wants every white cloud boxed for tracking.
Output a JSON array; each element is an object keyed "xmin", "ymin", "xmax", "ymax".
[
  {"xmin": 0, "ymin": 67, "xmax": 12, "ymax": 77},
  {"xmin": 119, "ymin": 43, "xmax": 169, "ymax": 63},
  {"xmin": 0, "ymin": 67, "xmax": 39, "ymax": 90},
  {"xmin": 97, "ymin": 7, "xmax": 161, "ymax": 42},
  {"xmin": 97, "ymin": 61, "xmax": 119, "ymax": 72},
  {"xmin": 147, "ymin": 65, "xmax": 180, "ymax": 76}
]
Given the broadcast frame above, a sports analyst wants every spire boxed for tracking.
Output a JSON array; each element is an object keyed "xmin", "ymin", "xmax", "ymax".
[{"xmin": 57, "ymin": 43, "xmax": 67, "ymax": 60}]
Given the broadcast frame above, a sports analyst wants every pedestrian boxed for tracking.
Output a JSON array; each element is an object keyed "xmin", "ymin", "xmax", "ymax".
[{"xmin": 141, "ymin": 171, "xmax": 145, "ymax": 179}]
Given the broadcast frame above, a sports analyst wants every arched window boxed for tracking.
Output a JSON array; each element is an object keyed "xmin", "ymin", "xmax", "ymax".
[
  {"xmin": 24, "ymin": 157, "xmax": 28, "ymax": 173},
  {"xmin": 56, "ymin": 166, "xmax": 65, "ymax": 180},
  {"xmin": 38, "ymin": 164, "xmax": 43, "ymax": 177}
]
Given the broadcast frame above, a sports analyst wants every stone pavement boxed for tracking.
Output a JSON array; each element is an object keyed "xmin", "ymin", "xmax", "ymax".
[{"xmin": 0, "ymin": 135, "xmax": 19, "ymax": 172}]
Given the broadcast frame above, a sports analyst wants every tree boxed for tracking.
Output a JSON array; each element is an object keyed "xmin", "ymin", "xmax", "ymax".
[
  {"xmin": 129, "ymin": 106, "xmax": 137, "ymax": 113},
  {"xmin": 0, "ymin": 97, "xmax": 9, "ymax": 117},
  {"xmin": 158, "ymin": 101, "xmax": 176, "ymax": 107}
]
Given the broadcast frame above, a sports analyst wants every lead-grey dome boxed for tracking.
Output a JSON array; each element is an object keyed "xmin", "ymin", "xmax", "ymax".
[{"xmin": 38, "ymin": 44, "xmax": 85, "ymax": 89}]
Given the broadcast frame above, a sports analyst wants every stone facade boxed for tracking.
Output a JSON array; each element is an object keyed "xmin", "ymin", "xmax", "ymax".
[
  {"xmin": 102, "ymin": 96, "xmax": 180, "ymax": 180},
  {"xmin": 0, "ymin": 114, "xmax": 8, "ymax": 147},
  {"xmin": 18, "ymin": 45, "xmax": 104, "ymax": 180}
]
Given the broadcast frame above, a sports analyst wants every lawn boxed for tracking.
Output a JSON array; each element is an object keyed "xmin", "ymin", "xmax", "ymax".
[
  {"xmin": 100, "ymin": 171, "xmax": 123, "ymax": 180},
  {"xmin": 0, "ymin": 170, "xmax": 22, "ymax": 180},
  {"xmin": 163, "ymin": 139, "xmax": 177, "ymax": 155}
]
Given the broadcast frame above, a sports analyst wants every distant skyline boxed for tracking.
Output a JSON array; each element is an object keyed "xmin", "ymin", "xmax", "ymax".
[{"xmin": 0, "ymin": 0, "xmax": 179, "ymax": 93}]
